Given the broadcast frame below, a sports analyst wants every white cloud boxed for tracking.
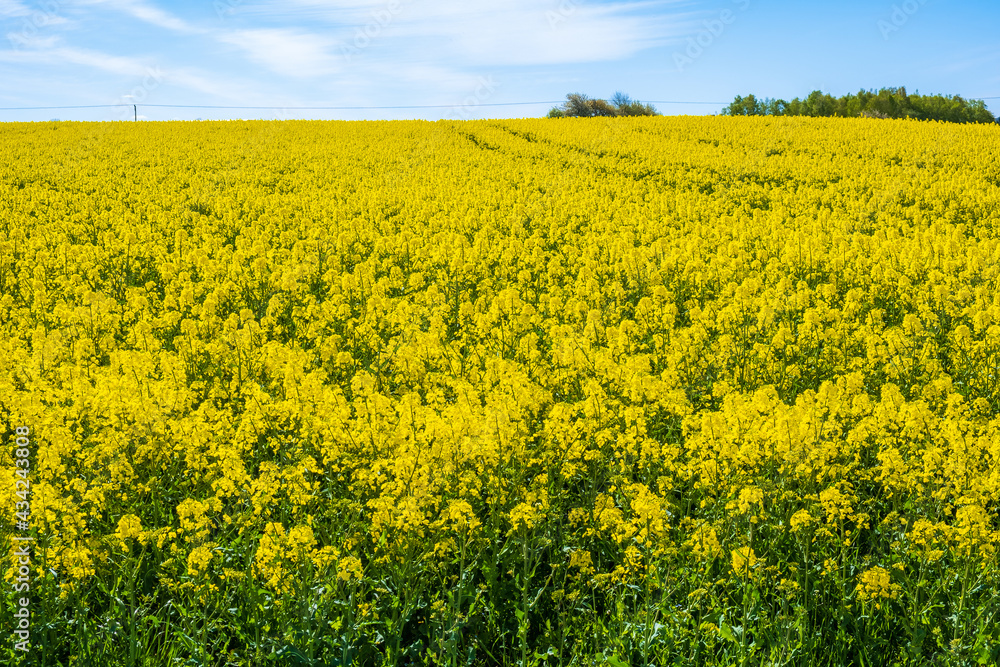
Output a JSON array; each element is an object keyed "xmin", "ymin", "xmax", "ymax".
[
  {"xmin": 0, "ymin": 0, "xmax": 30, "ymax": 17},
  {"xmin": 4, "ymin": 33, "xmax": 60, "ymax": 50},
  {"xmin": 0, "ymin": 43, "xmax": 149, "ymax": 76},
  {"xmin": 243, "ymin": 0, "xmax": 692, "ymax": 66},
  {"xmin": 159, "ymin": 66, "xmax": 268, "ymax": 102},
  {"xmin": 198, "ymin": 0, "xmax": 695, "ymax": 108},
  {"xmin": 2, "ymin": 0, "xmax": 70, "ymax": 45},
  {"xmin": 434, "ymin": 4, "xmax": 675, "ymax": 65},
  {"xmin": 218, "ymin": 28, "xmax": 341, "ymax": 78},
  {"xmin": 0, "ymin": 39, "xmax": 261, "ymax": 106},
  {"xmin": 76, "ymin": 0, "xmax": 203, "ymax": 34}
]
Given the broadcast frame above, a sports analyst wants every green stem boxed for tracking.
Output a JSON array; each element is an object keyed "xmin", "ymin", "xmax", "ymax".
[{"xmin": 521, "ymin": 530, "xmax": 529, "ymax": 667}]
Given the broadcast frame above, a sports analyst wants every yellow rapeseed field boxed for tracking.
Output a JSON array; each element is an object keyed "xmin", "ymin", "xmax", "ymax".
[{"xmin": 2, "ymin": 116, "xmax": 999, "ymax": 665}]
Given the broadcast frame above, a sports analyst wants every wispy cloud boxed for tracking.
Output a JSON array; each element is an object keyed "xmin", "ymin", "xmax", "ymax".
[
  {"xmin": 245, "ymin": 0, "xmax": 691, "ymax": 66},
  {"xmin": 0, "ymin": 43, "xmax": 151, "ymax": 76},
  {"xmin": 77, "ymin": 0, "xmax": 203, "ymax": 34},
  {"xmin": 428, "ymin": 2, "xmax": 681, "ymax": 66},
  {"xmin": 0, "ymin": 37, "xmax": 262, "ymax": 107},
  {"xmin": 0, "ymin": 0, "xmax": 31, "ymax": 17},
  {"xmin": 218, "ymin": 28, "xmax": 342, "ymax": 78},
  {"xmin": 3, "ymin": 0, "xmax": 71, "ymax": 46}
]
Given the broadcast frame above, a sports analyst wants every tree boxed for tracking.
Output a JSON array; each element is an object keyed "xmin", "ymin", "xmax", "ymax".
[
  {"xmin": 762, "ymin": 98, "xmax": 788, "ymax": 116},
  {"xmin": 804, "ymin": 90, "xmax": 835, "ymax": 117},
  {"xmin": 721, "ymin": 94, "xmax": 763, "ymax": 116},
  {"xmin": 565, "ymin": 93, "xmax": 603, "ymax": 117},
  {"xmin": 610, "ymin": 91, "xmax": 659, "ymax": 116},
  {"xmin": 548, "ymin": 92, "xmax": 659, "ymax": 118},
  {"xmin": 719, "ymin": 88, "xmax": 996, "ymax": 123}
]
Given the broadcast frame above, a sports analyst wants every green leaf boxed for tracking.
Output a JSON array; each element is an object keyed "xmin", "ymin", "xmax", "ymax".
[
  {"xmin": 276, "ymin": 644, "xmax": 314, "ymax": 666},
  {"xmin": 719, "ymin": 620, "xmax": 736, "ymax": 643}
]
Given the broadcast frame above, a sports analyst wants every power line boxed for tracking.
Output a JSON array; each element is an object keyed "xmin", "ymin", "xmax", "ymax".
[
  {"xmin": 648, "ymin": 100, "xmax": 727, "ymax": 105},
  {"xmin": 142, "ymin": 102, "xmax": 563, "ymax": 110},
  {"xmin": 144, "ymin": 100, "xmax": 731, "ymax": 109},
  {"xmin": 0, "ymin": 104, "xmax": 123, "ymax": 110},
  {"xmin": 0, "ymin": 99, "xmax": 735, "ymax": 112},
  {"xmin": 2, "ymin": 96, "xmax": 995, "ymax": 113},
  {"xmin": 0, "ymin": 101, "xmax": 560, "ymax": 111}
]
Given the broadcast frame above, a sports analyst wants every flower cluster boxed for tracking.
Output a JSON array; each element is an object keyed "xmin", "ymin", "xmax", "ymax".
[{"xmin": 2, "ymin": 116, "xmax": 999, "ymax": 662}]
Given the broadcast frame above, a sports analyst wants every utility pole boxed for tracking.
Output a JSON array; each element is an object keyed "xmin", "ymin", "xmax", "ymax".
[{"xmin": 134, "ymin": 104, "xmax": 137, "ymax": 121}]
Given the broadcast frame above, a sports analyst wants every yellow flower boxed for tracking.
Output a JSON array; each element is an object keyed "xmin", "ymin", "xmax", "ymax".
[
  {"xmin": 508, "ymin": 488, "xmax": 548, "ymax": 534},
  {"xmin": 629, "ymin": 483, "xmax": 668, "ymax": 545},
  {"xmin": 508, "ymin": 501, "xmax": 541, "ymax": 533},
  {"xmin": 310, "ymin": 546, "xmax": 339, "ymax": 574},
  {"xmin": 444, "ymin": 499, "xmax": 481, "ymax": 533},
  {"xmin": 592, "ymin": 493, "xmax": 634, "ymax": 544},
  {"xmin": 856, "ymin": 566, "xmax": 899, "ymax": 606},
  {"xmin": 115, "ymin": 514, "xmax": 144, "ymax": 545},
  {"xmin": 790, "ymin": 509, "xmax": 815, "ymax": 533},
  {"xmin": 176, "ymin": 498, "xmax": 213, "ymax": 540},
  {"xmin": 735, "ymin": 486, "xmax": 765, "ymax": 517},
  {"xmin": 337, "ymin": 556, "xmax": 364, "ymax": 582},
  {"xmin": 187, "ymin": 545, "xmax": 214, "ymax": 577},
  {"xmin": 254, "ymin": 522, "xmax": 288, "ymax": 593},
  {"xmin": 288, "ymin": 524, "xmax": 316, "ymax": 554},
  {"xmin": 568, "ymin": 549, "xmax": 595, "ymax": 575},
  {"xmin": 818, "ymin": 486, "xmax": 854, "ymax": 525},
  {"xmin": 686, "ymin": 523, "xmax": 721, "ymax": 561},
  {"xmin": 731, "ymin": 547, "xmax": 758, "ymax": 578},
  {"xmin": 8, "ymin": 114, "xmax": 1000, "ymax": 628}
]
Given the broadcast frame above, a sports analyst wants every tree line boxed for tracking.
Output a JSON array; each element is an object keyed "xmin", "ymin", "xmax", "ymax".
[
  {"xmin": 720, "ymin": 87, "xmax": 997, "ymax": 124},
  {"xmin": 547, "ymin": 92, "xmax": 659, "ymax": 118}
]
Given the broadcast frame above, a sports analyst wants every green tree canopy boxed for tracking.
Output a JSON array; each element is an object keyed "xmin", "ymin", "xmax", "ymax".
[{"xmin": 720, "ymin": 87, "xmax": 997, "ymax": 124}]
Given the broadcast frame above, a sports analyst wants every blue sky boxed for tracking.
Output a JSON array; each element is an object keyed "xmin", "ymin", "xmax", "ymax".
[{"xmin": 1, "ymin": 0, "xmax": 998, "ymax": 121}]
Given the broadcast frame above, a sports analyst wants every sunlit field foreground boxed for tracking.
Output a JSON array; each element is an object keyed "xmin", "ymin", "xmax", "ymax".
[{"xmin": 2, "ymin": 116, "xmax": 1000, "ymax": 666}]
